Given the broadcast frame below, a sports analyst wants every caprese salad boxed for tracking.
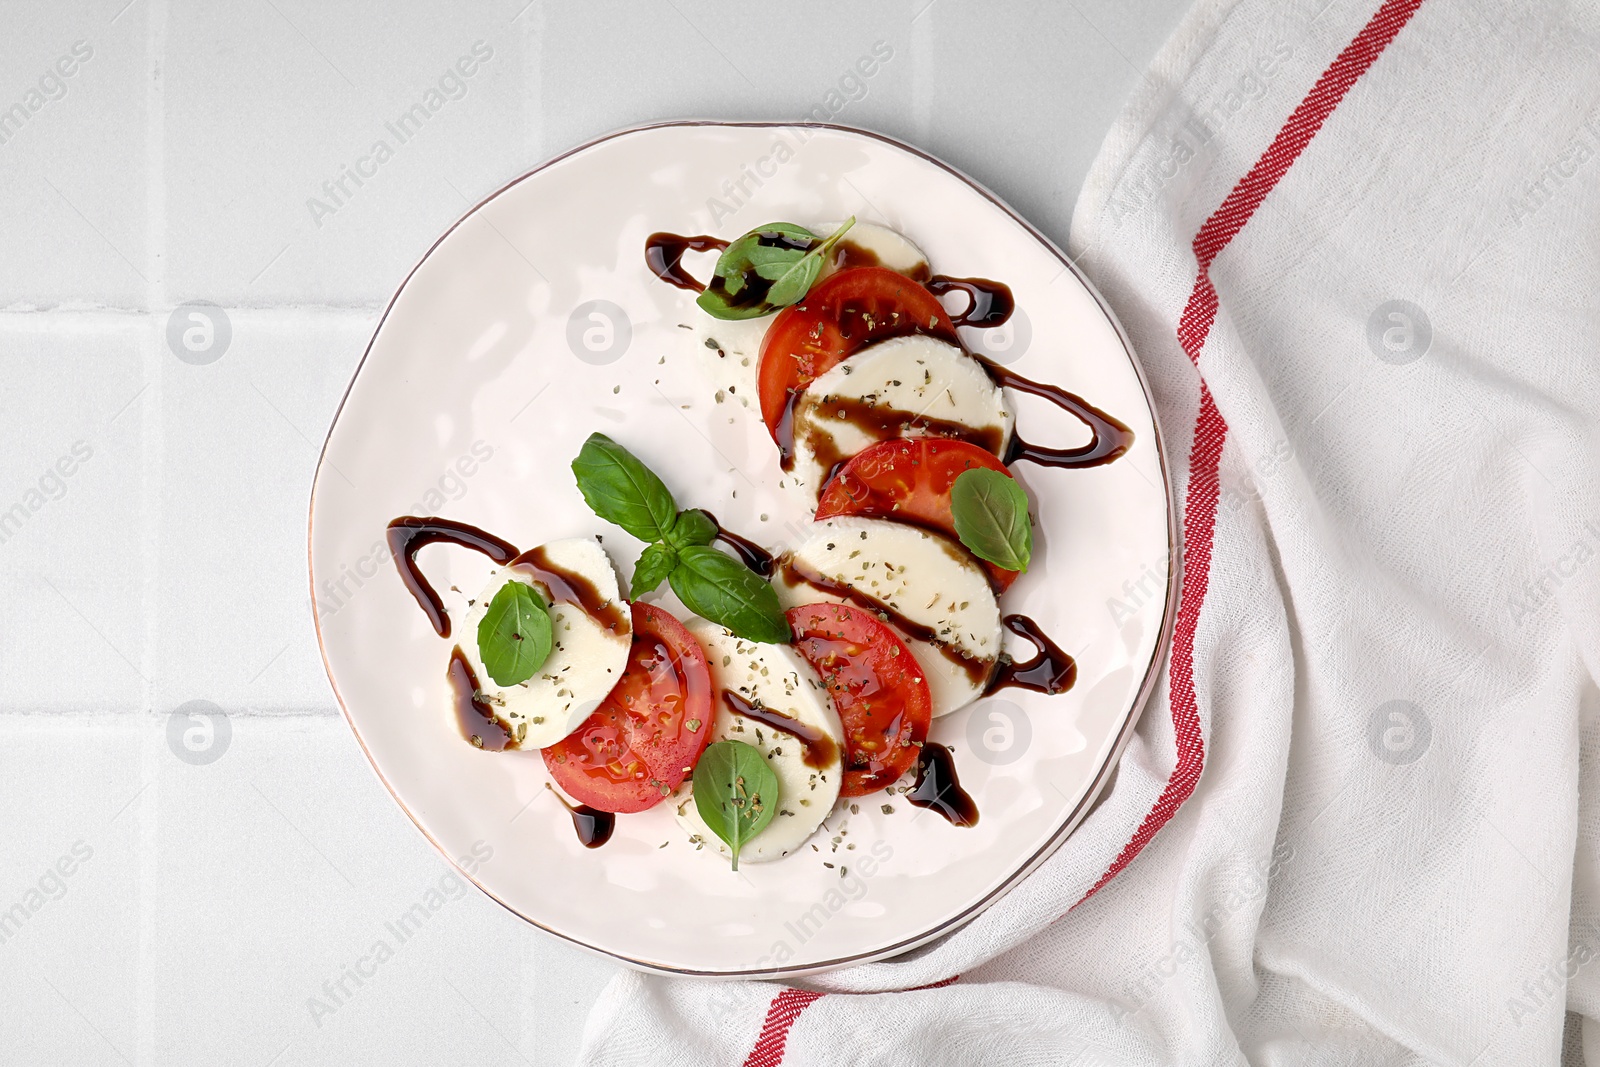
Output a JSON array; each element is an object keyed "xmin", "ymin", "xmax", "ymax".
[{"xmin": 385, "ymin": 215, "xmax": 1131, "ymax": 870}]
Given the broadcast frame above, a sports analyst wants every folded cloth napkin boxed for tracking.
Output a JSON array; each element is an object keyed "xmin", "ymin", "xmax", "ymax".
[{"xmin": 578, "ymin": 0, "xmax": 1600, "ymax": 1062}]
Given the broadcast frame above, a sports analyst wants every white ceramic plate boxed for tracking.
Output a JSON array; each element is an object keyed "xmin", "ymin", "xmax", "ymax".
[{"xmin": 310, "ymin": 122, "xmax": 1176, "ymax": 978}]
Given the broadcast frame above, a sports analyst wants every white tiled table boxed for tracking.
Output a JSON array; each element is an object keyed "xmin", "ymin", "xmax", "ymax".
[{"xmin": 0, "ymin": 1, "xmax": 1188, "ymax": 1062}]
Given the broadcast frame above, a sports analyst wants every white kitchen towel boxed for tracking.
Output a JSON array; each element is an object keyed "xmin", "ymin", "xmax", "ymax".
[{"xmin": 577, "ymin": 0, "xmax": 1600, "ymax": 1062}]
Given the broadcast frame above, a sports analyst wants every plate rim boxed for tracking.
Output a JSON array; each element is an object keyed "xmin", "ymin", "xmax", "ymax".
[{"xmin": 307, "ymin": 118, "xmax": 1182, "ymax": 979}]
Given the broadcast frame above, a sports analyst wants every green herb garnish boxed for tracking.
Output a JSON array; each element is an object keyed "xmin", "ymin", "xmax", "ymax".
[
  {"xmin": 696, "ymin": 217, "xmax": 855, "ymax": 320},
  {"xmin": 669, "ymin": 545, "xmax": 791, "ymax": 645},
  {"xmin": 692, "ymin": 740, "xmax": 780, "ymax": 871},
  {"xmin": 629, "ymin": 541, "xmax": 677, "ymax": 600},
  {"xmin": 949, "ymin": 468, "xmax": 1032, "ymax": 572},
  {"xmin": 571, "ymin": 433, "xmax": 790, "ymax": 643},
  {"xmin": 664, "ymin": 507, "xmax": 718, "ymax": 550},
  {"xmin": 476, "ymin": 580, "xmax": 554, "ymax": 686},
  {"xmin": 570, "ymin": 432, "xmax": 678, "ymax": 543}
]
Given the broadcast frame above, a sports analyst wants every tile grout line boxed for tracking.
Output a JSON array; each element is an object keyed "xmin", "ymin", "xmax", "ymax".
[{"xmin": 135, "ymin": 2, "xmax": 169, "ymax": 1064}]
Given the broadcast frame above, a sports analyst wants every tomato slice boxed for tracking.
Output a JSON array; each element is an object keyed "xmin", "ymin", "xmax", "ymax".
[
  {"xmin": 815, "ymin": 437, "xmax": 1021, "ymax": 592},
  {"xmin": 786, "ymin": 603, "xmax": 933, "ymax": 797},
  {"xmin": 758, "ymin": 267, "xmax": 959, "ymax": 446},
  {"xmin": 542, "ymin": 603, "xmax": 713, "ymax": 813}
]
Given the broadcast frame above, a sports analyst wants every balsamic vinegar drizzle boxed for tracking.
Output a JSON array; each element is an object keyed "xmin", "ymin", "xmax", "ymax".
[
  {"xmin": 781, "ymin": 355, "xmax": 1132, "ymax": 474},
  {"xmin": 907, "ymin": 742, "xmax": 979, "ymax": 827},
  {"xmin": 786, "ymin": 393, "xmax": 1008, "ymax": 476},
  {"xmin": 929, "ymin": 274, "xmax": 1134, "ymax": 469},
  {"xmin": 930, "ymin": 273, "xmax": 1133, "ymax": 468},
  {"xmin": 387, "ymin": 517, "xmax": 632, "ymax": 641},
  {"xmin": 700, "ymin": 511, "xmax": 777, "ymax": 577},
  {"xmin": 722, "ymin": 691, "xmax": 838, "ymax": 769},
  {"xmin": 927, "ymin": 275, "xmax": 1015, "ymax": 328},
  {"xmin": 644, "ymin": 233, "xmax": 728, "ymax": 293},
  {"xmin": 827, "ymin": 239, "xmax": 931, "ymax": 282},
  {"xmin": 978, "ymin": 355, "xmax": 1135, "ymax": 470},
  {"xmin": 546, "ymin": 785, "xmax": 616, "ymax": 849},
  {"xmin": 387, "ymin": 517, "xmax": 519, "ymax": 638},
  {"xmin": 989, "ymin": 615, "xmax": 1077, "ymax": 695},
  {"xmin": 509, "ymin": 544, "xmax": 630, "ymax": 636},
  {"xmin": 446, "ymin": 646, "xmax": 517, "ymax": 751}
]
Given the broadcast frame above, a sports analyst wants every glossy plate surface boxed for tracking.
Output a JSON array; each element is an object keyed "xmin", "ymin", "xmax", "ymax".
[{"xmin": 310, "ymin": 122, "xmax": 1176, "ymax": 977}]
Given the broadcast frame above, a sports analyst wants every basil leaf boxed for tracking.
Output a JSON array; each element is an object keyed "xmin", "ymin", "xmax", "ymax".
[
  {"xmin": 695, "ymin": 286, "xmax": 775, "ymax": 320},
  {"xmin": 476, "ymin": 580, "xmax": 553, "ymax": 686},
  {"xmin": 669, "ymin": 545, "xmax": 791, "ymax": 644},
  {"xmin": 692, "ymin": 740, "xmax": 780, "ymax": 871},
  {"xmin": 696, "ymin": 220, "xmax": 856, "ymax": 320},
  {"xmin": 569, "ymin": 435, "xmax": 787, "ymax": 640},
  {"xmin": 763, "ymin": 254, "xmax": 825, "ymax": 307},
  {"xmin": 752, "ymin": 258, "xmax": 802, "ymax": 282},
  {"xmin": 726, "ymin": 222, "xmax": 815, "ymax": 256},
  {"xmin": 767, "ymin": 217, "xmax": 856, "ymax": 307},
  {"xmin": 720, "ymin": 230, "xmax": 812, "ymax": 274},
  {"xmin": 571, "ymin": 433, "xmax": 679, "ymax": 543},
  {"xmin": 665, "ymin": 508, "xmax": 718, "ymax": 550},
  {"xmin": 950, "ymin": 468, "xmax": 1032, "ymax": 572},
  {"xmin": 630, "ymin": 542, "xmax": 677, "ymax": 600},
  {"xmin": 712, "ymin": 226, "xmax": 812, "ymax": 290},
  {"xmin": 749, "ymin": 221, "xmax": 816, "ymax": 242}
]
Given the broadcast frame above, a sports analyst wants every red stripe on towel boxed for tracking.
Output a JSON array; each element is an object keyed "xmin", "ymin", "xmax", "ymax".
[{"xmin": 1078, "ymin": 0, "xmax": 1426, "ymax": 904}]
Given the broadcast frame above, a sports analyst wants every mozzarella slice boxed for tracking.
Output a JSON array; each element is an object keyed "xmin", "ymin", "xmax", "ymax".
[
  {"xmin": 815, "ymin": 220, "xmax": 930, "ymax": 280},
  {"xmin": 458, "ymin": 537, "xmax": 631, "ymax": 749},
  {"xmin": 773, "ymin": 517, "xmax": 1001, "ymax": 718},
  {"xmin": 674, "ymin": 620, "xmax": 845, "ymax": 862},
  {"xmin": 786, "ymin": 335, "xmax": 1013, "ymax": 499}
]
